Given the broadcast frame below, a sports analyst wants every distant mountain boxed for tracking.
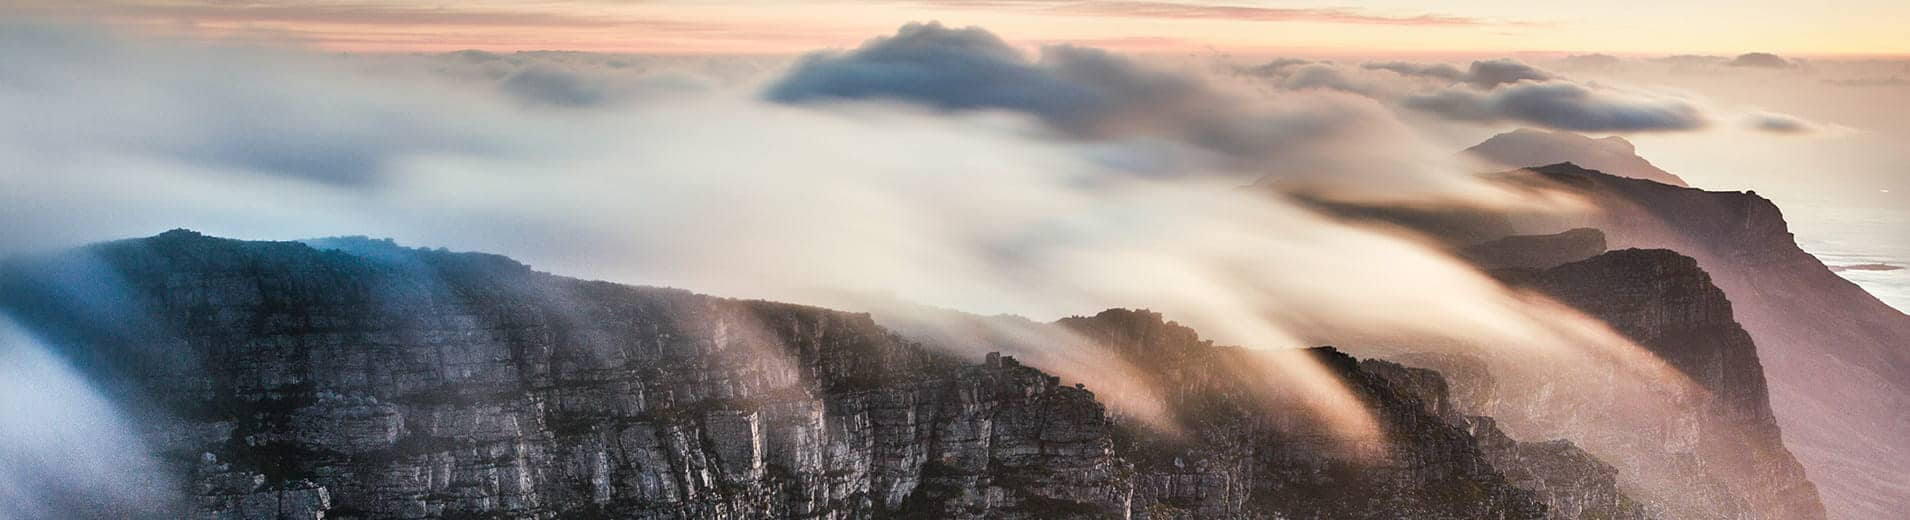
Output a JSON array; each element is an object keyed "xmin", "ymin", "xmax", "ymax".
[
  {"xmin": 1, "ymin": 230, "xmax": 1576, "ymax": 519},
  {"xmin": 1466, "ymin": 129, "xmax": 1689, "ymax": 187}
]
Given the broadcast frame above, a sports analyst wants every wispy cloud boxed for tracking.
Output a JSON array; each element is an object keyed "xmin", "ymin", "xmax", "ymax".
[
  {"xmin": 0, "ymin": 1, "xmax": 852, "ymax": 52},
  {"xmin": 915, "ymin": 0, "xmax": 1536, "ymax": 27}
]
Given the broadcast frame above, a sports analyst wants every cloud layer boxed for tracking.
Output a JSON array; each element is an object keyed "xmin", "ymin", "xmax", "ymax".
[{"xmin": 768, "ymin": 22, "xmax": 1487, "ymax": 196}]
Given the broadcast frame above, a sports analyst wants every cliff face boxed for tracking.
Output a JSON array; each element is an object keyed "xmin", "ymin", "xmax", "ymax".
[
  {"xmin": 1516, "ymin": 163, "xmax": 1910, "ymax": 520},
  {"xmin": 1375, "ymin": 248, "xmax": 1823, "ymax": 520},
  {"xmin": 1, "ymin": 231, "xmax": 1126, "ymax": 519},
  {"xmin": 0, "ymin": 231, "xmax": 1555, "ymax": 520},
  {"xmin": 1056, "ymin": 309, "xmax": 1548, "ymax": 519},
  {"xmin": 1513, "ymin": 249, "xmax": 1822, "ymax": 520}
]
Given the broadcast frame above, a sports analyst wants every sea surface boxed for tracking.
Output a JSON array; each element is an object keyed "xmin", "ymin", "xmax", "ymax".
[{"xmin": 1786, "ymin": 202, "xmax": 1910, "ymax": 313}]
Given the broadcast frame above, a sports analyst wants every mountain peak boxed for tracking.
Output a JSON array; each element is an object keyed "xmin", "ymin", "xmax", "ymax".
[{"xmin": 1466, "ymin": 128, "xmax": 1688, "ymax": 187}]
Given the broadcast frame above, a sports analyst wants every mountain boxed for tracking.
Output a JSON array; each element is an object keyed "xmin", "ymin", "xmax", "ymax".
[
  {"xmin": 1465, "ymin": 129, "xmax": 1688, "ymax": 187},
  {"xmin": 1, "ymin": 230, "xmax": 1584, "ymax": 519},
  {"xmin": 1359, "ymin": 247, "xmax": 1825, "ymax": 520},
  {"xmin": 1501, "ymin": 163, "xmax": 1910, "ymax": 520},
  {"xmin": 1508, "ymin": 249, "xmax": 1822, "ymax": 519}
]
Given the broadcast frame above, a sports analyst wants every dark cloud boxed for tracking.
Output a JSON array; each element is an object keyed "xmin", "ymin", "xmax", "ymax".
[
  {"xmin": 1462, "ymin": 58, "xmax": 1554, "ymax": 88},
  {"xmin": 766, "ymin": 22, "xmax": 1450, "ymax": 183},
  {"xmin": 1745, "ymin": 112, "xmax": 1816, "ymax": 134},
  {"xmin": 1241, "ymin": 58, "xmax": 1316, "ymax": 77},
  {"xmin": 767, "ymin": 23, "xmax": 1100, "ymax": 128},
  {"xmin": 1280, "ymin": 64, "xmax": 1375, "ymax": 94},
  {"xmin": 1404, "ymin": 81, "xmax": 1706, "ymax": 132},
  {"xmin": 1362, "ymin": 61, "xmax": 1464, "ymax": 81},
  {"xmin": 1728, "ymin": 52, "xmax": 1796, "ymax": 69},
  {"xmin": 1359, "ymin": 58, "xmax": 1551, "ymax": 88},
  {"xmin": 1824, "ymin": 76, "xmax": 1910, "ymax": 87},
  {"xmin": 499, "ymin": 65, "xmax": 610, "ymax": 107}
]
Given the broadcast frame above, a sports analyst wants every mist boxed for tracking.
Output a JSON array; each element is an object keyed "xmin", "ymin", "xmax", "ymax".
[{"xmin": 0, "ymin": 314, "xmax": 180, "ymax": 518}]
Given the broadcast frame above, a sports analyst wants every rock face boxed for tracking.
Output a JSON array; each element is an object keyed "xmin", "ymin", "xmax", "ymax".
[
  {"xmin": 1057, "ymin": 309, "xmax": 1548, "ymax": 520},
  {"xmin": 1513, "ymin": 163, "xmax": 1910, "ymax": 520},
  {"xmin": 1514, "ymin": 249, "xmax": 1822, "ymax": 520},
  {"xmin": 1397, "ymin": 248, "xmax": 1824, "ymax": 519},
  {"xmin": 1358, "ymin": 360, "xmax": 1649, "ymax": 520},
  {"xmin": 1465, "ymin": 129, "xmax": 1688, "ymax": 187},
  {"xmin": 1, "ymin": 231, "xmax": 1560, "ymax": 519}
]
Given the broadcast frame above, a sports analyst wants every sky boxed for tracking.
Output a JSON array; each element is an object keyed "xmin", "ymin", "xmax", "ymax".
[{"xmin": 6, "ymin": 0, "xmax": 1910, "ymax": 56}]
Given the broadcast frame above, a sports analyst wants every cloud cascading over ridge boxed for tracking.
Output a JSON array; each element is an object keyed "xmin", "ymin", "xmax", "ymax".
[{"xmin": 0, "ymin": 21, "xmax": 1708, "ymax": 464}]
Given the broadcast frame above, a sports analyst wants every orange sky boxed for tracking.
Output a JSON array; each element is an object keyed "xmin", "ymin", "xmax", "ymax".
[{"xmin": 7, "ymin": 1, "xmax": 1910, "ymax": 57}]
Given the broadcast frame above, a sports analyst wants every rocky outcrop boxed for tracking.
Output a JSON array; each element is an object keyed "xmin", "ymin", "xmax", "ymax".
[
  {"xmin": 1510, "ymin": 163, "xmax": 1909, "ymax": 519},
  {"xmin": 0, "ymin": 231, "xmax": 1553, "ymax": 519},
  {"xmin": 1359, "ymin": 360, "xmax": 1649, "ymax": 520}
]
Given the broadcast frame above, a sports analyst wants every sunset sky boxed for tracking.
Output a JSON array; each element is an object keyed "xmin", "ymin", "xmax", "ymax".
[{"xmin": 9, "ymin": 0, "xmax": 1910, "ymax": 56}]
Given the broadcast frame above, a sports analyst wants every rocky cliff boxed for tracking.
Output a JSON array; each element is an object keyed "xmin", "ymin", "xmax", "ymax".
[
  {"xmin": 1356, "ymin": 247, "xmax": 1823, "ymax": 519},
  {"xmin": 1510, "ymin": 163, "xmax": 1910, "ymax": 519},
  {"xmin": 1357, "ymin": 360, "xmax": 1648, "ymax": 520},
  {"xmin": 1507, "ymin": 249, "xmax": 1822, "ymax": 520},
  {"xmin": 1, "ymin": 231, "xmax": 1570, "ymax": 519}
]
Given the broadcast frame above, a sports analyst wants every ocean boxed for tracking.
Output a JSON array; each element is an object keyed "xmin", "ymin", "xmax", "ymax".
[{"xmin": 1787, "ymin": 202, "xmax": 1910, "ymax": 313}]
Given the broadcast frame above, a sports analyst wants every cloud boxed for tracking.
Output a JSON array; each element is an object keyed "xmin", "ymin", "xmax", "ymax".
[
  {"xmin": 1727, "ymin": 52, "xmax": 1796, "ymax": 69},
  {"xmin": 1358, "ymin": 58, "xmax": 1552, "ymax": 89},
  {"xmin": 1404, "ymin": 81, "xmax": 1706, "ymax": 132},
  {"xmin": 766, "ymin": 22, "xmax": 1484, "ymax": 194},
  {"xmin": 1559, "ymin": 53, "xmax": 1623, "ymax": 72},
  {"xmin": 766, "ymin": 23, "xmax": 1098, "ymax": 124},
  {"xmin": 500, "ymin": 65, "xmax": 611, "ymax": 107},
  {"xmin": 1279, "ymin": 63, "xmax": 1380, "ymax": 94},
  {"xmin": 1, "ymin": 22, "xmax": 1711, "ymax": 457},
  {"xmin": 0, "ymin": 25, "xmax": 518, "ymax": 186},
  {"xmin": 1362, "ymin": 61, "xmax": 1465, "ymax": 81},
  {"xmin": 1744, "ymin": 111, "xmax": 1818, "ymax": 134},
  {"xmin": 1462, "ymin": 58, "xmax": 1555, "ymax": 88},
  {"xmin": 912, "ymin": 1, "xmax": 1526, "ymax": 27},
  {"xmin": 0, "ymin": 315, "xmax": 182, "ymax": 518},
  {"xmin": 1824, "ymin": 76, "xmax": 1910, "ymax": 87},
  {"xmin": 1241, "ymin": 57, "xmax": 1317, "ymax": 77}
]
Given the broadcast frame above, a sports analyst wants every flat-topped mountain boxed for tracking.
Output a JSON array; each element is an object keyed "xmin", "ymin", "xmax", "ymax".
[
  {"xmin": 1466, "ymin": 129, "xmax": 1688, "ymax": 187},
  {"xmin": 1, "ymin": 230, "xmax": 1579, "ymax": 519}
]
